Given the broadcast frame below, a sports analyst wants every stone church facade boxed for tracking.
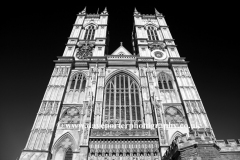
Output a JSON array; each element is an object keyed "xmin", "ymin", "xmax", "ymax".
[{"xmin": 19, "ymin": 7, "xmax": 240, "ymax": 160}]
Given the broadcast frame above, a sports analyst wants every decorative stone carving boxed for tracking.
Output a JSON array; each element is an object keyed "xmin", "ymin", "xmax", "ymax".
[
  {"xmin": 76, "ymin": 41, "xmax": 95, "ymax": 59},
  {"xmin": 90, "ymin": 129, "xmax": 157, "ymax": 137},
  {"xmin": 88, "ymin": 139, "xmax": 160, "ymax": 159},
  {"xmin": 148, "ymin": 42, "xmax": 166, "ymax": 51},
  {"xmin": 53, "ymin": 102, "xmax": 58, "ymax": 113},
  {"xmin": 60, "ymin": 107, "xmax": 80, "ymax": 124},
  {"xmin": 40, "ymin": 102, "xmax": 46, "ymax": 113}
]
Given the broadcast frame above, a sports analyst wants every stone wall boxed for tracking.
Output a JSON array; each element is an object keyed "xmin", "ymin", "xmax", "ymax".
[{"xmin": 162, "ymin": 131, "xmax": 240, "ymax": 160}]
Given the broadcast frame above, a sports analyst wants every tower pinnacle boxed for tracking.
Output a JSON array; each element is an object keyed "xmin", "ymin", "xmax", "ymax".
[
  {"xmin": 155, "ymin": 8, "xmax": 162, "ymax": 16},
  {"xmin": 80, "ymin": 7, "xmax": 86, "ymax": 14},
  {"xmin": 101, "ymin": 7, "xmax": 108, "ymax": 14},
  {"xmin": 134, "ymin": 7, "xmax": 140, "ymax": 15}
]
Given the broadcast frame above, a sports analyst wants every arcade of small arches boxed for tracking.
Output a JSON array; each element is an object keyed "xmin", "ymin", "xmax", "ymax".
[{"xmin": 88, "ymin": 139, "xmax": 160, "ymax": 159}]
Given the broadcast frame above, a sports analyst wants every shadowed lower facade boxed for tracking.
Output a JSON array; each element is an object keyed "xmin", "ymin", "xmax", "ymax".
[{"xmin": 18, "ymin": 7, "xmax": 240, "ymax": 160}]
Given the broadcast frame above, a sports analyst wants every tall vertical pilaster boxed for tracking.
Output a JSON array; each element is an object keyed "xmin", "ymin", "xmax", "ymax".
[{"xmin": 19, "ymin": 64, "xmax": 71, "ymax": 160}]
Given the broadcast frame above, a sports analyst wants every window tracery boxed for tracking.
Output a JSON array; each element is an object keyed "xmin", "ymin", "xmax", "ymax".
[
  {"xmin": 147, "ymin": 26, "xmax": 159, "ymax": 41},
  {"xmin": 70, "ymin": 73, "xmax": 86, "ymax": 90},
  {"xmin": 165, "ymin": 107, "xmax": 184, "ymax": 124},
  {"xmin": 60, "ymin": 107, "xmax": 80, "ymax": 124},
  {"xmin": 158, "ymin": 72, "xmax": 179, "ymax": 103},
  {"xmin": 84, "ymin": 25, "xmax": 95, "ymax": 40},
  {"xmin": 64, "ymin": 73, "xmax": 86, "ymax": 103},
  {"xmin": 103, "ymin": 73, "xmax": 143, "ymax": 127},
  {"xmin": 158, "ymin": 72, "xmax": 173, "ymax": 90},
  {"xmin": 52, "ymin": 133, "xmax": 76, "ymax": 160}
]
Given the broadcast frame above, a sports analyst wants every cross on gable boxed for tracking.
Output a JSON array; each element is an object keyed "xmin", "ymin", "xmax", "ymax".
[
  {"xmin": 111, "ymin": 45, "xmax": 132, "ymax": 55},
  {"xmin": 61, "ymin": 138, "xmax": 72, "ymax": 148},
  {"xmin": 68, "ymin": 108, "xmax": 78, "ymax": 116}
]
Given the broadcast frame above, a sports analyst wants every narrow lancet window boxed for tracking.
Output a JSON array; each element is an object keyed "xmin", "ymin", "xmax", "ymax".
[
  {"xmin": 84, "ymin": 25, "xmax": 95, "ymax": 40},
  {"xmin": 147, "ymin": 26, "xmax": 159, "ymax": 41},
  {"xmin": 158, "ymin": 72, "xmax": 174, "ymax": 90},
  {"xmin": 64, "ymin": 73, "xmax": 87, "ymax": 103},
  {"xmin": 68, "ymin": 73, "xmax": 86, "ymax": 91},
  {"xmin": 158, "ymin": 72, "xmax": 178, "ymax": 103}
]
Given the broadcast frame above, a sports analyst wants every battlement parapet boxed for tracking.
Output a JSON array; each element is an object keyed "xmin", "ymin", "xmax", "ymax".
[
  {"xmin": 162, "ymin": 130, "xmax": 240, "ymax": 160},
  {"xmin": 216, "ymin": 139, "xmax": 240, "ymax": 152}
]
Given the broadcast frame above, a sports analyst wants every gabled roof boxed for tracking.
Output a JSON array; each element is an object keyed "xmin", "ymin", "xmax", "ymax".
[{"xmin": 111, "ymin": 43, "xmax": 132, "ymax": 55}]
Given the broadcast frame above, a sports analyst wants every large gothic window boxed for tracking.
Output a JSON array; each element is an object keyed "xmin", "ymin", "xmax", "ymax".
[
  {"xmin": 158, "ymin": 72, "xmax": 179, "ymax": 103},
  {"xmin": 64, "ymin": 148, "xmax": 73, "ymax": 160},
  {"xmin": 103, "ymin": 73, "xmax": 143, "ymax": 127},
  {"xmin": 64, "ymin": 73, "xmax": 86, "ymax": 103},
  {"xmin": 147, "ymin": 26, "xmax": 159, "ymax": 41},
  {"xmin": 84, "ymin": 25, "xmax": 95, "ymax": 40}
]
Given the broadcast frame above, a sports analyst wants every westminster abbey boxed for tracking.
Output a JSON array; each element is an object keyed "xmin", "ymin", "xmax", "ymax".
[{"xmin": 18, "ymin": 7, "xmax": 240, "ymax": 160}]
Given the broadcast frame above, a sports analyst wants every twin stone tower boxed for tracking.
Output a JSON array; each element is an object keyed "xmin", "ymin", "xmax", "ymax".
[{"xmin": 18, "ymin": 7, "xmax": 240, "ymax": 160}]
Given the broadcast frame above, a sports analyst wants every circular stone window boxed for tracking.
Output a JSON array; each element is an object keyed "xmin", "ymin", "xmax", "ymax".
[{"xmin": 151, "ymin": 49, "xmax": 167, "ymax": 60}]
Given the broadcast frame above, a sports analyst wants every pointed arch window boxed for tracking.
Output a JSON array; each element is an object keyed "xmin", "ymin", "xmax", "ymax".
[
  {"xmin": 147, "ymin": 26, "xmax": 159, "ymax": 41},
  {"xmin": 158, "ymin": 72, "xmax": 179, "ymax": 103},
  {"xmin": 158, "ymin": 72, "xmax": 174, "ymax": 90},
  {"xmin": 103, "ymin": 73, "xmax": 143, "ymax": 127},
  {"xmin": 84, "ymin": 25, "xmax": 95, "ymax": 40},
  {"xmin": 69, "ymin": 73, "xmax": 86, "ymax": 91},
  {"xmin": 64, "ymin": 73, "xmax": 86, "ymax": 103},
  {"xmin": 64, "ymin": 148, "xmax": 73, "ymax": 160}
]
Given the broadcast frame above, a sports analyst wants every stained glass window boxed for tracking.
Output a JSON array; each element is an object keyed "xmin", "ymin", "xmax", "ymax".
[{"xmin": 60, "ymin": 107, "xmax": 80, "ymax": 124}]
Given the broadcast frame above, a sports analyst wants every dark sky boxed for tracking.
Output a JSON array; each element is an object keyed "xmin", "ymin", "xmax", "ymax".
[{"xmin": 1, "ymin": 4, "xmax": 240, "ymax": 160}]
